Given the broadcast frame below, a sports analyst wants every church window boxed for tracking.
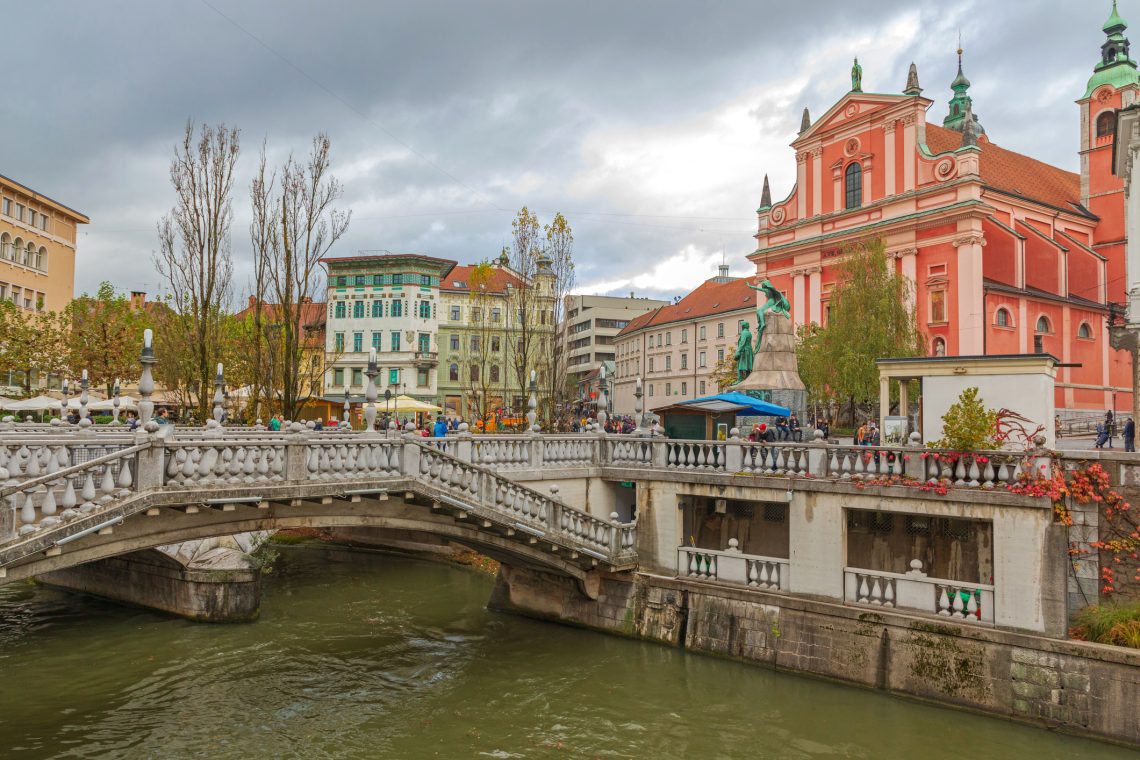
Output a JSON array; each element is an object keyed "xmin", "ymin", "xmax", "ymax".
[
  {"xmin": 1036, "ymin": 315, "xmax": 1052, "ymax": 334},
  {"xmin": 929, "ymin": 290, "xmax": 946, "ymax": 324},
  {"xmin": 844, "ymin": 163, "xmax": 862, "ymax": 210},
  {"xmin": 1097, "ymin": 111, "xmax": 1117, "ymax": 139},
  {"xmin": 1077, "ymin": 322, "xmax": 1093, "ymax": 340},
  {"xmin": 994, "ymin": 307, "xmax": 1012, "ymax": 328}
]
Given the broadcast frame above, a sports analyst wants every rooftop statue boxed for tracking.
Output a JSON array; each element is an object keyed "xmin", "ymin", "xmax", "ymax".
[
  {"xmin": 747, "ymin": 279, "xmax": 791, "ymax": 352},
  {"xmin": 851, "ymin": 57, "xmax": 863, "ymax": 92}
]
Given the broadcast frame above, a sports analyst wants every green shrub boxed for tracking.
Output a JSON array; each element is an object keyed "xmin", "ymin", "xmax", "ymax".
[
  {"xmin": 1071, "ymin": 602, "xmax": 1140, "ymax": 648},
  {"xmin": 93, "ymin": 415, "xmax": 115, "ymax": 425},
  {"xmin": 929, "ymin": 387, "xmax": 1000, "ymax": 451}
]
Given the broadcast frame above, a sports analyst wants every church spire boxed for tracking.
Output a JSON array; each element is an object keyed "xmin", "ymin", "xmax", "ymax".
[
  {"xmin": 903, "ymin": 62, "xmax": 922, "ymax": 95},
  {"xmin": 759, "ymin": 175, "xmax": 772, "ymax": 209},
  {"xmin": 799, "ymin": 107, "xmax": 811, "ymax": 134},
  {"xmin": 943, "ymin": 44, "xmax": 984, "ymax": 135},
  {"xmin": 1084, "ymin": 1, "xmax": 1139, "ymax": 98}
]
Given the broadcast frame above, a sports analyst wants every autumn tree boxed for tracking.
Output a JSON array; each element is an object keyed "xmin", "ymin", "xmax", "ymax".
[
  {"xmin": 0, "ymin": 302, "xmax": 70, "ymax": 394},
  {"xmin": 65, "ymin": 282, "xmax": 150, "ymax": 396},
  {"xmin": 795, "ymin": 238, "xmax": 923, "ymax": 425},
  {"xmin": 460, "ymin": 262, "xmax": 507, "ymax": 425},
  {"xmin": 543, "ymin": 212, "xmax": 576, "ymax": 424},
  {"xmin": 249, "ymin": 134, "xmax": 350, "ymax": 420},
  {"xmin": 505, "ymin": 207, "xmax": 544, "ymax": 416},
  {"xmin": 155, "ymin": 122, "xmax": 240, "ymax": 420}
]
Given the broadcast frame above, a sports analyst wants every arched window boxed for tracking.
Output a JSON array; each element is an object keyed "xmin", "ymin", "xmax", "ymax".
[
  {"xmin": 994, "ymin": 307, "xmax": 1011, "ymax": 327},
  {"xmin": 932, "ymin": 337, "xmax": 946, "ymax": 356},
  {"xmin": 12, "ymin": 237, "xmax": 22, "ymax": 265},
  {"xmin": 1036, "ymin": 315, "xmax": 1052, "ymax": 334},
  {"xmin": 1077, "ymin": 322, "xmax": 1093, "ymax": 339},
  {"xmin": 24, "ymin": 241, "xmax": 34, "ymax": 267},
  {"xmin": 0, "ymin": 233, "xmax": 9, "ymax": 260},
  {"xmin": 36, "ymin": 246, "xmax": 46, "ymax": 271},
  {"xmin": 448, "ymin": 363, "xmax": 459, "ymax": 381},
  {"xmin": 1097, "ymin": 110, "xmax": 1117, "ymax": 138},
  {"xmin": 490, "ymin": 365, "xmax": 500, "ymax": 383},
  {"xmin": 372, "ymin": 300, "xmax": 382, "ymax": 318},
  {"xmin": 844, "ymin": 163, "xmax": 862, "ymax": 210}
]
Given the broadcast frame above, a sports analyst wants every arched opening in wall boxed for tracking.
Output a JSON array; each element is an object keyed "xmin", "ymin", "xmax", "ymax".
[
  {"xmin": 1077, "ymin": 322, "xmax": 1093, "ymax": 340},
  {"xmin": 1035, "ymin": 315, "xmax": 1052, "ymax": 334},
  {"xmin": 11, "ymin": 237, "xmax": 23, "ymax": 265},
  {"xmin": 36, "ymin": 246, "xmax": 46, "ymax": 271},
  {"xmin": 25, "ymin": 242, "xmax": 35, "ymax": 268},
  {"xmin": 448, "ymin": 363, "xmax": 459, "ymax": 382},
  {"xmin": 994, "ymin": 307, "xmax": 1012, "ymax": 328},
  {"xmin": 844, "ymin": 163, "xmax": 862, "ymax": 210},
  {"xmin": 0, "ymin": 232, "xmax": 9, "ymax": 260},
  {"xmin": 932, "ymin": 337, "xmax": 946, "ymax": 356},
  {"xmin": 1097, "ymin": 110, "xmax": 1117, "ymax": 139}
]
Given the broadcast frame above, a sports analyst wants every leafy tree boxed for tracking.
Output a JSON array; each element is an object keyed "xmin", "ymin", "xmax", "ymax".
[
  {"xmin": 795, "ymin": 238, "xmax": 923, "ymax": 424},
  {"xmin": 712, "ymin": 355, "xmax": 737, "ymax": 392},
  {"xmin": 65, "ymin": 282, "xmax": 150, "ymax": 396},
  {"xmin": 929, "ymin": 386, "xmax": 1000, "ymax": 451},
  {"xmin": 0, "ymin": 302, "xmax": 70, "ymax": 394},
  {"xmin": 543, "ymin": 212, "xmax": 575, "ymax": 423}
]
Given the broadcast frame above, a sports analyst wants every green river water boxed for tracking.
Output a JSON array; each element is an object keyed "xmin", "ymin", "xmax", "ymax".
[{"xmin": 0, "ymin": 545, "xmax": 1134, "ymax": 759}]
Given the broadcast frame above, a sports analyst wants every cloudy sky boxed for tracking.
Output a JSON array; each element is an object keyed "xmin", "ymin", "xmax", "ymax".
[{"xmin": 4, "ymin": 1, "xmax": 1123, "ymax": 303}]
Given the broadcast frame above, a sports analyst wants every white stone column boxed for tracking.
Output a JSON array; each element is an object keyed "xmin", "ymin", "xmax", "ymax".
[
  {"xmin": 898, "ymin": 247, "xmax": 918, "ymax": 313},
  {"xmin": 796, "ymin": 152, "xmax": 808, "ymax": 220},
  {"xmin": 792, "ymin": 270, "xmax": 806, "ymax": 326},
  {"xmin": 884, "ymin": 121, "xmax": 897, "ymax": 197},
  {"xmin": 862, "ymin": 158, "xmax": 873, "ymax": 207},
  {"xmin": 902, "ymin": 114, "xmax": 917, "ymax": 192},
  {"xmin": 811, "ymin": 147, "xmax": 823, "ymax": 217},
  {"xmin": 953, "ymin": 232, "xmax": 986, "ymax": 354},
  {"xmin": 808, "ymin": 267, "xmax": 822, "ymax": 325}
]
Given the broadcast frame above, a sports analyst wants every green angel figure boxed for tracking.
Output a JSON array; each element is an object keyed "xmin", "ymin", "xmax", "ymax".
[
  {"xmin": 734, "ymin": 321, "xmax": 754, "ymax": 382},
  {"xmin": 747, "ymin": 279, "xmax": 791, "ymax": 352}
]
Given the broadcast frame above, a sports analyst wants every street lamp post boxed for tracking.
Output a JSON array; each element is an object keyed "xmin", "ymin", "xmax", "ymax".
[{"xmin": 364, "ymin": 347, "xmax": 378, "ymax": 432}]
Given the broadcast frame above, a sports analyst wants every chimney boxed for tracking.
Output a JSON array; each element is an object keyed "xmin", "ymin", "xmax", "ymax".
[
  {"xmin": 248, "ymin": 295, "xmax": 256, "ymax": 308},
  {"xmin": 302, "ymin": 296, "xmax": 312, "ymax": 304},
  {"xmin": 130, "ymin": 291, "xmax": 146, "ymax": 310}
]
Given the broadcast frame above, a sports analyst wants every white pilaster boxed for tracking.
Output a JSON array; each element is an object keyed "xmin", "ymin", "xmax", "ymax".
[
  {"xmin": 796, "ymin": 152, "xmax": 808, "ymax": 220},
  {"xmin": 954, "ymin": 233, "xmax": 986, "ymax": 355},
  {"xmin": 902, "ymin": 114, "xmax": 917, "ymax": 192},
  {"xmin": 808, "ymin": 268, "xmax": 822, "ymax": 324},
  {"xmin": 792, "ymin": 272, "xmax": 806, "ymax": 326},
  {"xmin": 884, "ymin": 121, "xmax": 897, "ymax": 197},
  {"xmin": 811, "ymin": 148, "xmax": 823, "ymax": 217}
]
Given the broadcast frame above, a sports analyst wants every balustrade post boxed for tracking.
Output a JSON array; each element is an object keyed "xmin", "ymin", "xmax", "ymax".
[
  {"xmin": 652, "ymin": 440, "xmax": 668, "ymax": 468},
  {"xmin": 807, "ymin": 435, "xmax": 829, "ymax": 477},
  {"xmin": 455, "ymin": 423, "xmax": 473, "ymax": 463},
  {"xmin": 903, "ymin": 431, "xmax": 925, "ymax": 480},
  {"xmin": 530, "ymin": 436, "xmax": 543, "ymax": 469},
  {"xmin": 725, "ymin": 430, "xmax": 744, "ymax": 472},
  {"xmin": 285, "ymin": 435, "xmax": 309, "ymax": 481},
  {"xmin": 609, "ymin": 511, "xmax": 621, "ymax": 557},
  {"xmin": 401, "ymin": 437, "xmax": 423, "ymax": 476},
  {"xmin": 135, "ymin": 440, "xmax": 166, "ymax": 490}
]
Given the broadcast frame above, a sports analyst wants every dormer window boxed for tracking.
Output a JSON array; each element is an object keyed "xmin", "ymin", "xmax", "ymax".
[{"xmin": 844, "ymin": 163, "xmax": 862, "ymax": 210}]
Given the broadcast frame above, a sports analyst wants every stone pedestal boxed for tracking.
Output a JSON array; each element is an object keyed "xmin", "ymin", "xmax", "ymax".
[{"xmin": 732, "ymin": 313, "xmax": 807, "ymax": 421}]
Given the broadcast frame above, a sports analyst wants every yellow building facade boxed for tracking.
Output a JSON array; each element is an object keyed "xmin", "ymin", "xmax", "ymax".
[{"xmin": 0, "ymin": 173, "xmax": 89, "ymax": 315}]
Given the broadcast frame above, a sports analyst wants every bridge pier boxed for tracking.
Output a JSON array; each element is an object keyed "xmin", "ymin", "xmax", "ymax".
[{"xmin": 38, "ymin": 546, "xmax": 261, "ymax": 622}]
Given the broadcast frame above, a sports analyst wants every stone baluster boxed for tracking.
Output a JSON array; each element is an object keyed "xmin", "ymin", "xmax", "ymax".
[
  {"xmin": 138, "ymin": 329, "xmax": 156, "ymax": 430},
  {"xmin": 213, "ymin": 363, "xmax": 225, "ymax": 425},
  {"xmin": 596, "ymin": 365, "xmax": 608, "ymax": 432},
  {"xmin": 364, "ymin": 348, "xmax": 378, "ymax": 434},
  {"xmin": 77, "ymin": 370, "xmax": 91, "ymax": 431},
  {"xmin": 526, "ymin": 370, "xmax": 539, "ymax": 432},
  {"xmin": 111, "ymin": 382, "xmax": 122, "ymax": 425}
]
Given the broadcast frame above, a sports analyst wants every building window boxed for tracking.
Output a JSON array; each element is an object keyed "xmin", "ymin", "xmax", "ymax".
[
  {"xmin": 392, "ymin": 274, "xmax": 403, "ymax": 285},
  {"xmin": 351, "ymin": 301, "xmax": 363, "ymax": 318},
  {"xmin": 372, "ymin": 300, "xmax": 382, "ymax": 318},
  {"xmin": 648, "ymin": 358, "xmax": 654, "ymax": 372},
  {"xmin": 845, "ymin": 163, "xmax": 862, "ymax": 210},
  {"xmin": 472, "ymin": 307, "xmax": 482, "ymax": 322},
  {"xmin": 373, "ymin": 274, "xmax": 382, "ymax": 286},
  {"xmin": 717, "ymin": 348, "xmax": 725, "ymax": 363},
  {"xmin": 470, "ymin": 364, "xmax": 480, "ymax": 382},
  {"xmin": 389, "ymin": 369, "xmax": 400, "ymax": 386},
  {"xmin": 648, "ymin": 384, "xmax": 654, "ymax": 397},
  {"xmin": 417, "ymin": 368, "xmax": 429, "ymax": 386},
  {"xmin": 470, "ymin": 336, "xmax": 481, "ymax": 352},
  {"xmin": 417, "ymin": 300, "xmax": 430, "ymax": 319},
  {"xmin": 352, "ymin": 368, "xmax": 363, "ymax": 386},
  {"xmin": 391, "ymin": 300, "xmax": 403, "ymax": 317},
  {"xmin": 699, "ymin": 351, "xmax": 706, "ymax": 368},
  {"xmin": 333, "ymin": 368, "xmax": 344, "ymax": 387},
  {"xmin": 1, "ymin": 199, "xmax": 9, "ymax": 216},
  {"xmin": 354, "ymin": 275, "xmax": 366, "ymax": 287},
  {"xmin": 491, "ymin": 308, "xmax": 502, "ymax": 323},
  {"xmin": 335, "ymin": 275, "xmax": 347, "ymax": 287},
  {"xmin": 450, "ymin": 334, "xmax": 460, "ymax": 351},
  {"xmin": 665, "ymin": 355, "xmax": 671, "ymax": 371},
  {"xmin": 932, "ymin": 337, "xmax": 946, "ymax": 356},
  {"xmin": 1077, "ymin": 322, "xmax": 1093, "ymax": 339},
  {"xmin": 681, "ymin": 381, "xmax": 687, "ymax": 396},
  {"xmin": 1036, "ymin": 315, "xmax": 1052, "ymax": 334},
  {"xmin": 450, "ymin": 305, "xmax": 461, "ymax": 321},
  {"xmin": 717, "ymin": 322, "xmax": 724, "ymax": 338},
  {"xmin": 334, "ymin": 332, "xmax": 345, "ymax": 351},
  {"xmin": 665, "ymin": 332, "xmax": 672, "ymax": 346},
  {"xmin": 680, "ymin": 353, "xmax": 688, "ymax": 370},
  {"xmin": 372, "ymin": 332, "xmax": 382, "ymax": 350},
  {"xmin": 699, "ymin": 381, "xmax": 706, "ymax": 395},
  {"xmin": 334, "ymin": 302, "xmax": 346, "ymax": 319},
  {"xmin": 1097, "ymin": 110, "xmax": 1117, "ymax": 138},
  {"xmin": 699, "ymin": 325, "xmax": 706, "ymax": 341},
  {"xmin": 681, "ymin": 329, "xmax": 688, "ymax": 343},
  {"xmin": 491, "ymin": 335, "xmax": 501, "ymax": 352},
  {"xmin": 391, "ymin": 332, "xmax": 401, "ymax": 351},
  {"xmin": 449, "ymin": 363, "xmax": 459, "ymax": 381},
  {"xmin": 421, "ymin": 274, "xmax": 432, "ymax": 286},
  {"xmin": 929, "ymin": 290, "xmax": 946, "ymax": 323},
  {"xmin": 994, "ymin": 307, "xmax": 1012, "ymax": 328},
  {"xmin": 490, "ymin": 365, "xmax": 500, "ymax": 383},
  {"xmin": 353, "ymin": 332, "xmax": 363, "ymax": 352},
  {"xmin": 15, "ymin": 204, "xmax": 24, "ymax": 222},
  {"xmin": 665, "ymin": 382, "xmax": 672, "ymax": 396}
]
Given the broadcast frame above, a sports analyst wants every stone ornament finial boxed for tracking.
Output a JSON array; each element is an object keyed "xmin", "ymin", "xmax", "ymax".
[
  {"xmin": 904, "ymin": 62, "xmax": 922, "ymax": 95},
  {"xmin": 799, "ymin": 107, "xmax": 811, "ymax": 134},
  {"xmin": 759, "ymin": 174, "xmax": 772, "ymax": 209}
]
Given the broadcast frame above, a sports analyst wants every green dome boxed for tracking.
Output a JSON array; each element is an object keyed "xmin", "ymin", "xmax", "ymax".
[
  {"xmin": 1105, "ymin": 1, "xmax": 1127, "ymax": 33},
  {"xmin": 1084, "ymin": 61, "xmax": 1140, "ymax": 98}
]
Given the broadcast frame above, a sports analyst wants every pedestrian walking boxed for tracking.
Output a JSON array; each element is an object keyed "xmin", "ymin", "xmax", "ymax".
[
  {"xmin": 1095, "ymin": 422, "xmax": 1109, "ymax": 449},
  {"xmin": 1125, "ymin": 417, "xmax": 1135, "ymax": 453}
]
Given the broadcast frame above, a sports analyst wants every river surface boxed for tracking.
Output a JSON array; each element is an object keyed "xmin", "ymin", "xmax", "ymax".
[{"xmin": 0, "ymin": 545, "xmax": 1133, "ymax": 760}]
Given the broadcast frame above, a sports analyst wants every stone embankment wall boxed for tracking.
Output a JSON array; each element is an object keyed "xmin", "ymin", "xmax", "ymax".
[{"xmin": 490, "ymin": 565, "xmax": 1140, "ymax": 747}]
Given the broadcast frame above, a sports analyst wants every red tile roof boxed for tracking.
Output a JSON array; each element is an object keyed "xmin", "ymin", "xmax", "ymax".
[
  {"xmin": 233, "ymin": 300, "xmax": 327, "ymax": 340},
  {"xmin": 619, "ymin": 278, "xmax": 754, "ymax": 335},
  {"xmin": 440, "ymin": 264, "xmax": 526, "ymax": 294},
  {"xmin": 924, "ymin": 124, "xmax": 1087, "ymax": 216}
]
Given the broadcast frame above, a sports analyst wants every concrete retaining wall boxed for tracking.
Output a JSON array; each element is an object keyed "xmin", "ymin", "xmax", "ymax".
[{"xmin": 490, "ymin": 565, "xmax": 1140, "ymax": 748}]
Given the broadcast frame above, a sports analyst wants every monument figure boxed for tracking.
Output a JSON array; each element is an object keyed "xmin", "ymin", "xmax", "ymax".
[
  {"xmin": 851, "ymin": 57, "xmax": 863, "ymax": 92},
  {"xmin": 734, "ymin": 321, "xmax": 754, "ymax": 382},
  {"xmin": 747, "ymin": 279, "xmax": 792, "ymax": 352}
]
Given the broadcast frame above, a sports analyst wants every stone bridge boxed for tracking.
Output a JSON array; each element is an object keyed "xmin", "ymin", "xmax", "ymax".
[{"xmin": 0, "ymin": 430, "xmax": 637, "ymax": 596}]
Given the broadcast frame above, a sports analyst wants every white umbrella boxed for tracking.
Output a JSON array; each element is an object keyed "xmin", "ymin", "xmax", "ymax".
[
  {"xmin": 2, "ymin": 395, "xmax": 63, "ymax": 411},
  {"xmin": 87, "ymin": 396, "xmax": 140, "ymax": 411}
]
